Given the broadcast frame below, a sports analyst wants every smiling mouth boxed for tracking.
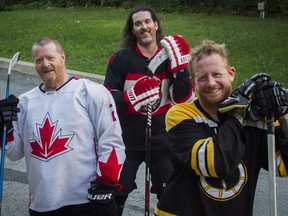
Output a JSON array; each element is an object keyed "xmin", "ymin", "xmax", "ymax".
[
  {"xmin": 140, "ymin": 28, "xmax": 150, "ymax": 34},
  {"xmin": 207, "ymin": 88, "xmax": 220, "ymax": 94},
  {"xmin": 42, "ymin": 71, "xmax": 54, "ymax": 75}
]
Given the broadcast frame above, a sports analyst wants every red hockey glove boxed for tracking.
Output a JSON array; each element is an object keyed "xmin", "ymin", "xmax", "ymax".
[
  {"xmin": 124, "ymin": 78, "xmax": 160, "ymax": 113},
  {"xmin": 160, "ymin": 35, "xmax": 190, "ymax": 73},
  {"xmin": 88, "ymin": 181, "xmax": 117, "ymax": 216},
  {"xmin": 0, "ymin": 94, "xmax": 19, "ymax": 125}
]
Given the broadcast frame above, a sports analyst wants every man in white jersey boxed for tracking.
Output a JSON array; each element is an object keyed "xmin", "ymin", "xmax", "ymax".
[{"xmin": 0, "ymin": 37, "xmax": 126, "ymax": 216}]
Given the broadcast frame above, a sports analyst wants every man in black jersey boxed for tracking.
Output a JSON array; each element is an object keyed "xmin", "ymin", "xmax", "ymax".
[
  {"xmin": 104, "ymin": 4, "xmax": 195, "ymax": 215},
  {"xmin": 155, "ymin": 40, "xmax": 288, "ymax": 216}
]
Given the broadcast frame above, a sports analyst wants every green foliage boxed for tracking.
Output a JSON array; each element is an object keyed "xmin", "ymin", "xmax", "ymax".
[
  {"xmin": 0, "ymin": 7, "xmax": 287, "ymax": 88},
  {"xmin": 4, "ymin": 0, "xmax": 288, "ymax": 16}
]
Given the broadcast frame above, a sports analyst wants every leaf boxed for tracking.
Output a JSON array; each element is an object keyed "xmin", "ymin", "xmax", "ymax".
[
  {"xmin": 98, "ymin": 148, "xmax": 122, "ymax": 183},
  {"xmin": 29, "ymin": 113, "xmax": 73, "ymax": 161}
]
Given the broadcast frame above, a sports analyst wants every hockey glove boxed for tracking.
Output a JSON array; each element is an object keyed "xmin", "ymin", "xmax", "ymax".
[
  {"xmin": 218, "ymin": 73, "xmax": 271, "ymax": 114},
  {"xmin": 160, "ymin": 35, "xmax": 190, "ymax": 73},
  {"xmin": 236, "ymin": 73, "xmax": 271, "ymax": 97},
  {"xmin": 124, "ymin": 78, "xmax": 160, "ymax": 113},
  {"xmin": 88, "ymin": 181, "xmax": 117, "ymax": 216},
  {"xmin": 249, "ymin": 80, "xmax": 288, "ymax": 121},
  {"xmin": 0, "ymin": 94, "xmax": 19, "ymax": 146},
  {"xmin": 0, "ymin": 94, "xmax": 19, "ymax": 125}
]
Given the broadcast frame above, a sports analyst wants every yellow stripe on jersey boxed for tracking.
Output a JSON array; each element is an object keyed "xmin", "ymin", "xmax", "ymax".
[
  {"xmin": 191, "ymin": 138, "xmax": 218, "ymax": 177},
  {"xmin": 191, "ymin": 139, "xmax": 205, "ymax": 175},
  {"xmin": 277, "ymin": 152, "xmax": 288, "ymax": 177},
  {"xmin": 154, "ymin": 207, "xmax": 177, "ymax": 216},
  {"xmin": 167, "ymin": 101, "xmax": 218, "ymax": 177},
  {"xmin": 206, "ymin": 138, "xmax": 218, "ymax": 177},
  {"xmin": 165, "ymin": 101, "xmax": 197, "ymax": 131}
]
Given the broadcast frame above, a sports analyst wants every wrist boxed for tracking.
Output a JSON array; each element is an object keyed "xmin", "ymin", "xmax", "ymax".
[{"xmin": 124, "ymin": 91, "xmax": 140, "ymax": 114}]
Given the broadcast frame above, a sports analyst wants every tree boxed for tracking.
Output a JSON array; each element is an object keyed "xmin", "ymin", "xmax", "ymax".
[{"xmin": 0, "ymin": 0, "xmax": 4, "ymax": 11}]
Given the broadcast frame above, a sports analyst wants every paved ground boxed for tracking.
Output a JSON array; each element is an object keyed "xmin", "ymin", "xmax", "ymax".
[{"xmin": 0, "ymin": 58, "xmax": 287, "ymax": 215}]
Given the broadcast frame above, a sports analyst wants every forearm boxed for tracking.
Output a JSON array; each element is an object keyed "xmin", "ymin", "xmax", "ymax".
[
  {"xmin": 213, "ymin": 117, "xmax": 246, "ymax": 176},
  {"xmin": 5, "ymin": 138, "xmax": 24, "ymax": 162},
  {"xmin": 170, "ymin": 70, "xmax": 195, "ymax": 103},
  {"xmin": 110, "ymin": 90, "xmax": 128, "ymax": 114}
]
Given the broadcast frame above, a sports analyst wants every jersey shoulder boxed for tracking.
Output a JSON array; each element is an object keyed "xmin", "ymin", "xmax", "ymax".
[{"xmin": 166, "ymin": 100, "xmax": 205, "ymax": 131}]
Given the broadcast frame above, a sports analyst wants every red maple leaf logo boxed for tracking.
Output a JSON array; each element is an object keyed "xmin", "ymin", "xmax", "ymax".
[
  {"xmin": 29, "ymin": 113, "xmax": 73, "ymax": 161},
  {"xmin": 97, "ymin": 148, "xmax": 122, "ymax": 183}
]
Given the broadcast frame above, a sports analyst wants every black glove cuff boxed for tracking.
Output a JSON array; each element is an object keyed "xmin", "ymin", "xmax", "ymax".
[{"xmin": 88, "ymin": 181, "xmax": 117, "ymax": 204}]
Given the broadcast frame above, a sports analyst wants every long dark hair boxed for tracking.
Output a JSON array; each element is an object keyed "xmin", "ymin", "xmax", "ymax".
[{"xmin": 118, "ymin": 4, "xmax": 164, "ymax": 51}]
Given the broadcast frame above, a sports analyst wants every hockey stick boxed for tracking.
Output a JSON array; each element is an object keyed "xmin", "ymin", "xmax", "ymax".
[
  {"xmin": 0, "ymin": 52, "xmax": 20, "ymax": 215},
  {"xmin": 267, "ymin": 112, "xmax": 277, "ymax": 216},
  {"xmin": 144, "ymin": 48, "xmax": 169, "ymax": 216}
]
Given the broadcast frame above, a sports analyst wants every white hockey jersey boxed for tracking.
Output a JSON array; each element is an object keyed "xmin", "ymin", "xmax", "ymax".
[{"xmin": 6, "ymin": 77, "xmax": 125, "ymax": 212}]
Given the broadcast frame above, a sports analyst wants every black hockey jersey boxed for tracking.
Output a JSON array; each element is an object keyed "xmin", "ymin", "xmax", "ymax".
[
  {"xmin": 104, "ymin": 46, "xmax": 195, "ymax": 151},
  {"xmin": 155, "ymin": 99, "xmax": 288, "ymax": 216}
]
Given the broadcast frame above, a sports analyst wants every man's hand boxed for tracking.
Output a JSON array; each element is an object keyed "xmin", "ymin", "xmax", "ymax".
[
  {"xmin": 160, "ymin": 35, "xmax": 190, "ymax": 73},
  {"xmin": 124, "ymin": 78, "xmax": 160, "ymax": 113},
  {"xmin": 218, "ymin": 73, "xmax": 271, "ymax": 114},
  {"xmin": 0, "ymin": 94, "xmax": 19, "ymax": 145},
  {"xmin": 218, "ymin": 90, "xmax": 250, "ymax": 114},
  {"xmin": 236, "ymin": 73, "xmax": 271, "ymax": 97},
  {"xmin": 249, "ymin": 80, "xmax": 288, "ymax": 121},
  {"xmin": 88, "ymin": 181, "xmax": 117, "ymax": 216},
  {"xmin": 218, "ymin": 73, "xmax": 273, "ymax": 123},
  {"xmin": 0, "ymin": 94, "xmax": 19, "ymax": 125}
]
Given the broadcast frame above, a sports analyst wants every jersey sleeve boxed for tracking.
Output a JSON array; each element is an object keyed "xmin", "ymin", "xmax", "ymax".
[
  {"xmin": 104, "ymin": 52, "xmax": 129, "ymax": 114},
  {"xmin": 275, "ymin": 125, "xmax": 288, "ymax": 177},
  {"xmin": 85, "ymin": 80, "xmax": 126, "ymax": 186},
  {"xmin": 166, "ymin": 102, "xmax": 246, "ymax": 178},
  {"xmin": 5, "ymin": 123, "xmax": 25, "ymax": 162},
  {"xmin": 168, "ymin": 69, "xmax": 195, "ymax": 104}
]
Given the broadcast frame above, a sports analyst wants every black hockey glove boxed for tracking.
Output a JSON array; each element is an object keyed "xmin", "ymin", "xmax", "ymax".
[
  {"xmin": 0, "ymin": 94, "xmax": 19, "ymax": 126},
  {"xmin": 249, "ymin": 80, "xmax": 288, "ymax": 121},
  {"xmin": 218, "ymin": 73, "xmax": 271, "ymax": 114},
  {"xmin": 88, "ymin": 181, "xmax": 117, "ymax": 216}
]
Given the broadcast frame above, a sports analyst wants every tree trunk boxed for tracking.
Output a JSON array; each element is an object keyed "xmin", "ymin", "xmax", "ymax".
[
  {"xmin": 100, "ymin": 0, "xmax": 105, "ymax": 7},
  {"xmin": 0, "ymin": 0, "xmax": 5, "ymax": 11}
]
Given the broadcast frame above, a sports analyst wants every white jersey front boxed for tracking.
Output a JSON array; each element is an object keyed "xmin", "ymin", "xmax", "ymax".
[{"xmin": 6, "ymin": 77, "xmax": 125, "ymax": 212}]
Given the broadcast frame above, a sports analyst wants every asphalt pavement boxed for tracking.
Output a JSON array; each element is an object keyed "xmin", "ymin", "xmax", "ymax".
[{"xmin": 0, "ymin": 58, "xmax": 287, "ymax": 216}]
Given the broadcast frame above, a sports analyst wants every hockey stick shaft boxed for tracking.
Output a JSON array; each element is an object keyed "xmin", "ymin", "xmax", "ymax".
[
  {"xmin": 144, "ymin": 103, "xmax": 152, "ymax": 216},
  {"xmin": 144, "ymin": 48, "xmax": 169, "ymax": 216},
  {"xmin": 267, "ymin": 113, "xmax": 277, "ymax": 216},
  {"xmin": 0, "ymin": 52, "xmax": 20, "ymax": 215}
]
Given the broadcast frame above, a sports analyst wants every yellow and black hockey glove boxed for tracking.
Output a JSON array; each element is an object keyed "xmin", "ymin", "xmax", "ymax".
[{"xmin": 218, "ymin": 73, "xmax": 271, "ymax": 114}]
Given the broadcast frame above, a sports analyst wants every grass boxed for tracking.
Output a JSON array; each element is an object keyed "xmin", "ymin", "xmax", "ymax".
[{"xmin": 0, "ymin": 7, "xmax": 287, "ymax": 87}]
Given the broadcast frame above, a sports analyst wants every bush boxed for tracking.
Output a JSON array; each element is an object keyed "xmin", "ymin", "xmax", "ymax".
[{"xmin": 3, "ymin": 0, "xmax": 288, "ymax": 16}]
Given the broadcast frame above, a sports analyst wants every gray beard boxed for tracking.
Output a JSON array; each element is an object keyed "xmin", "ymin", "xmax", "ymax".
[{"xmin": 139, "ymin": 38, "xmax": 152, "ymax": 47}]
